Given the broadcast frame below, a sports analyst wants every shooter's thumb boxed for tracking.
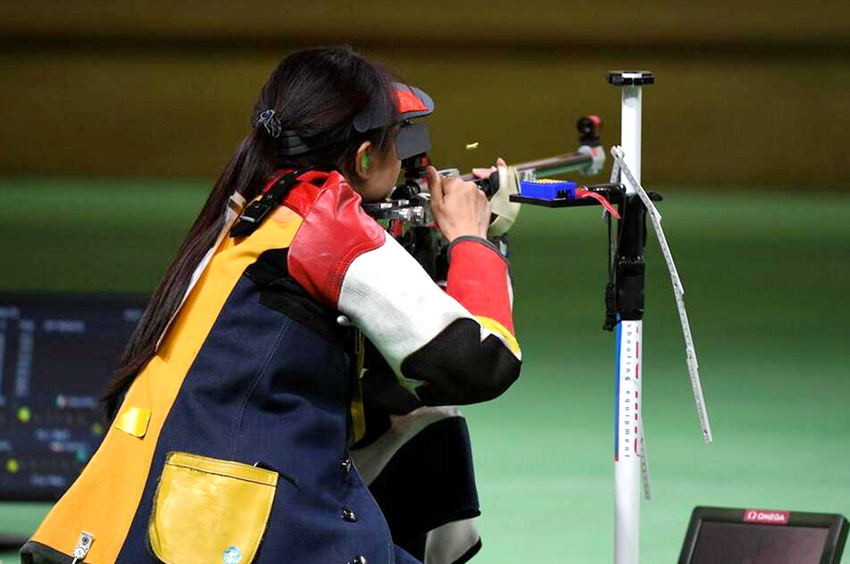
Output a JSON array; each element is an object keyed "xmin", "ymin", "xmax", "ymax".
[{"xmin": 425, "ymin": 166, "xmax": 442, "ymax": 202}]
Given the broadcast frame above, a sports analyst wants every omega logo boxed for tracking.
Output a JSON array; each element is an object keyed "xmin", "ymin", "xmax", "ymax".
[{"xmin": 743, "ymin": 509, "xmax": 790, "ymax": 525}]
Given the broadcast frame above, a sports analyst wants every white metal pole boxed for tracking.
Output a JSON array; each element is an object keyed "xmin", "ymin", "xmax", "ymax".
[
  {"xmin": 620, "ymin": 81, "xmax": 642, "ymax": 196},
  {"xmin": 613, "ymin": 71, "xmax": 648, "ymax": 564},
  {"xmin": 615, "ymin": 320, "xmax": 643, "ymax": 564}
]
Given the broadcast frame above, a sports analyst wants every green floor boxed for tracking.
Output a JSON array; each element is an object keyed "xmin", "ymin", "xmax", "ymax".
[{"xmin": 1, "ymin": 178, "xmax": 848, "ymax": 562}]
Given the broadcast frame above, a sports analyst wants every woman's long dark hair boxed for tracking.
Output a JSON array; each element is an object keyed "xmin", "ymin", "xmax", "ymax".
[{"xmin": 102, "ymin": 47, "xmax": 399, "ymax": 418}]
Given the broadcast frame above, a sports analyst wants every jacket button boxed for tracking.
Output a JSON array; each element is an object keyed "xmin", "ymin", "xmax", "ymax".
[
  {"xmin": 350, "ymin": 556, "xmax": 367, "ymax": 564},
  {"xmin": 342, "ymin": 507, "xmax": 357, "ymax": 522},
  {"xmin": 340, "ymin": 457, "xmax": 352, "ymax": 473}
]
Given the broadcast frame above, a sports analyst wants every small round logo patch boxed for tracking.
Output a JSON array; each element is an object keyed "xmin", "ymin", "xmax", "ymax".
[{"xmin": 223, "ymin": 545, "xmax": 242, "ymax": 564}]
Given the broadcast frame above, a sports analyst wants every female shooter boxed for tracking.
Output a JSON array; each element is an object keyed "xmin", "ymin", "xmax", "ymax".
[{"xmin": 21, "ymin": 47, "xmax": 520, "ymax": 564}]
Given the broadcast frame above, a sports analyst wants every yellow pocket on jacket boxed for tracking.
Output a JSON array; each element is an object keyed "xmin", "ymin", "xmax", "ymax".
[{"xmin": 149, "ymin": 451, "xmax": 278, "ymax": 564}]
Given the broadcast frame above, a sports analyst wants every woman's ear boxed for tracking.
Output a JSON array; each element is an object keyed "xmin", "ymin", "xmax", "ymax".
[{"xmin": 354, "ymin": 140, "xmax": 372, "ymax": 179}]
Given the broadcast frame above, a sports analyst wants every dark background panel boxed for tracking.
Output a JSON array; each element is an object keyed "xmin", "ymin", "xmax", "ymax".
[
  {"xmin": 3, "ymin": 1, "xmax": 850, "ymax": 44},
  {"xmin": 1, "ymin": 1, "xmax": 849, "ymax": 184}
]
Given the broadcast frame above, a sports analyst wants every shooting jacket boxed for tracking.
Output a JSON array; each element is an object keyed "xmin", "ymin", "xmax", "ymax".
[{"xmin": 21, "ymin": 169, "xmax": 521, "ymax": 564}]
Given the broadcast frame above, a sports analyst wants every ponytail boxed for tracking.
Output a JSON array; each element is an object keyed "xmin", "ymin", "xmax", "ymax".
[
  {"xmin": 102, "ymin": 46, "xmax": 399, "ymax": 419},
  {"xmin": 102, "ymin": 132, "xmax": 273, "ymax": 418}
]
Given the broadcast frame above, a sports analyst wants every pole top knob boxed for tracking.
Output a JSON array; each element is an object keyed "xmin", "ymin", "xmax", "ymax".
[{"xmin": 607, "ymin": 71, "xmax": 655, "ymax": 86}]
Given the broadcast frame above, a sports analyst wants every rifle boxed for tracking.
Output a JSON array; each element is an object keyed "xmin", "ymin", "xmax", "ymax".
[{"xmin": 361, "ymin": 115, "xmax": 607, "ymax": 283}]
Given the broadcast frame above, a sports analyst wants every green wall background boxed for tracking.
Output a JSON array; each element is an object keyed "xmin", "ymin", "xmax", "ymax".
[{"xmin": 0, "ymin": 180, "xmax": 848, "ymax": 561}]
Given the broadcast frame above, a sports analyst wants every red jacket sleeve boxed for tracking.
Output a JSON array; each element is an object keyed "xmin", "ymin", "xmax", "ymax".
[
  {"xmin": 445, "ymin": 236, "xmax": 515, "ymax": 335},
  {"xmin": 284, "ymin": 174, "xmax": 520, "ymax": 405}
]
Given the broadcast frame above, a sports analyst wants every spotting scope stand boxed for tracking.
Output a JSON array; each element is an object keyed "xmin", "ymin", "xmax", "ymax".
[{"xmin": 510, "ymin": 71, "xmax": 713, "ymax": 564}]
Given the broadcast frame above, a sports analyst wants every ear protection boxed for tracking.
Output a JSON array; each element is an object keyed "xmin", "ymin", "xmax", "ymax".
[{"xmin": 361, "ymin": 153, "xmax": 370, "ymax": 171}]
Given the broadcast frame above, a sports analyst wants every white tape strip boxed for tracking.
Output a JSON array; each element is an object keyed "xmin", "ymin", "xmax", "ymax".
[
  {"xmin": 639, "ymin": 419, "xmax": 651, "ymax": 501},
  {"xmin": 611, "ymin": 147, "xmax": 713, "ymax": 443}
]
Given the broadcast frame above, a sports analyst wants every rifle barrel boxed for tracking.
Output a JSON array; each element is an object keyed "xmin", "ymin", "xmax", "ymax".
[{"xmin": 461, "ymin": 152, "xmax": 592, "ymax": 181}]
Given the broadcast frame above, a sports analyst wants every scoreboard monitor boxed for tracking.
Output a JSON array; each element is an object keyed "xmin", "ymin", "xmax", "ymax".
[
  {"xmin": 0, "ymin": 292, "xmax": 146, "ymax": 502},
  {"xmin": 679, "ymin": 506, "xmax": 848, "ymax": 564}
]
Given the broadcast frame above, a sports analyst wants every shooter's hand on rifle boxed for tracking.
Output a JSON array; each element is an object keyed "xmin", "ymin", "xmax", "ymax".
[
  {"xmin": 471, "ymin": 157, "xmax": 507, "ymax": 182},
  {"xmin": 426, "ymin": 165, "xmax": 491, "ymax": 242}
]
